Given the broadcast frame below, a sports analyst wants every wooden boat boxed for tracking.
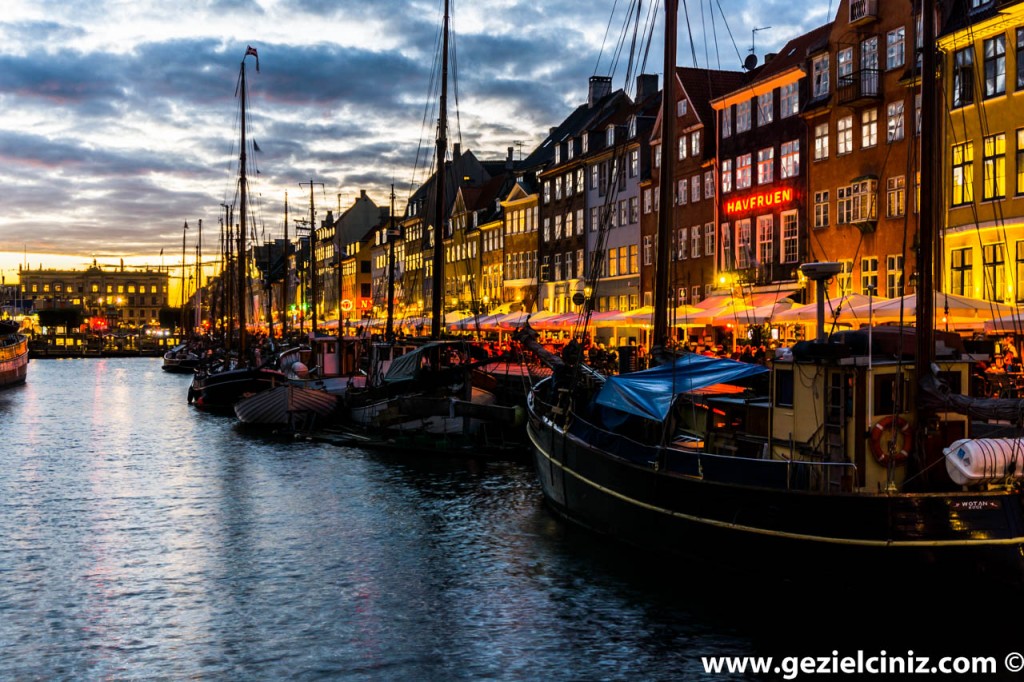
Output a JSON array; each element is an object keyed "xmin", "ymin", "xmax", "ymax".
[
  {"xmin": 234, "ymin": 383, "xmax": 338, "ymax": 430},
  {"xmin": 162, "ymin": 343, "xmax": 200, "ymax": 374},
  {"xmin": 519, "ymin": 0, "xmax": 1024, "ymax": 589},
  {"xmin": 0, "ymin": 320, "xmax": 29, "ymax": 389}
]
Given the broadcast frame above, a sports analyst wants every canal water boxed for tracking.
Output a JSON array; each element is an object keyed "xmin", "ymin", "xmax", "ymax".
[{"xmin": 1, "ymin": 358, "xmax": 1022, "ymax": 680}]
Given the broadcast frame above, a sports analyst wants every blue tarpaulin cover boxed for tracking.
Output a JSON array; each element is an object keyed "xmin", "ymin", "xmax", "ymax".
[{"xmin": 595, "ymin": 354, "xmax": 768, "ymax": 421}]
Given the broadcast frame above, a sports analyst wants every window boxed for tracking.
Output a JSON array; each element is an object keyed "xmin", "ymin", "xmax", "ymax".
[
  {"xmin": 629, "ymin": 196, "xmax": 639, "ymax": 223},
  {"xmin": 692, "ymin": 225, "xmax": 701, "ymax": 258},
  {"xmin": 678, "ymin": 136, "xmax": 688, "ymax": 160},
  {"xmin": 678, "ymin": 227, "xmax": 688, "ymax": 260},
  {"xmin": 861, "ymin": 37, "xmax": 879, "ymax": 95},
  {"xmin": 677, "ymin": 99, "xmax": 688, "ymax": 117},
  {"xmin": 736, "ymin": 101, "xmax": 751, "ymax": 133},
  {"xmin": 554, "ymin": 253, "xmax": 562, "ymax": 280},
  {"xmin": 886, "ymin": 27, "xmax": 905, "ymax": 69},
  {"xmin": 576, "ymin": 168, "xmax": 585, "ymax": 193},
  {"xmin": 838, "ymin": 47, "xmax": 853, "ymax": 83},
  {"xmin": 705, "ymin": 223, "xmax": 715, "ymax": 259},
  {"xmin": 814, "ymin": 190, "xmax": 830, "ymax": 229},
  {"xmin": 590, "ymin": 207, "xmax": 599, "ymax": 231},
  {"xmin": 756, "ymin": 215, "xmax": 773, "ymax": 266},
  {"xmin": 691, "ymin": 131, "xmax": 701, "ymax": 157},
  {"xmin": 838, "ymin": 116, "xmax": 853, "ymax": 155},
  {"xmin": 886, "ymin": 176, "xmax": 906, "ymax": 217},
  {"xmin": 543, "ymin": 181, "xmax": 551, "ymax": 204},
  {"xmin": 608, "ymin": 249, "xmax": 618, "ymax": 276},
  {"xmin": 721, "ymin": 159, "xmax": 733, "ymax": 193},
  {"xmin": 643, "ymin": 235, "xmax": 653, "ymax": 266},
  {"xmin": 757, "ymin": 92, "xmax": 773, "ymax": 126},
  {"xmin": 953, "ymin": 47, "xmax": 974, "ymax": 108},
  {"xmin": 982, "ymin": 133, "xmax": 1006, "ymax": 200},
  {"xmin": 886, "ymin": 255, "xmax": 904, "ymax": 299},
  {"xmin": 781, "ymin": 210, "xmax": 798, "ymax": 263},
  {"xmin": 837, "ymin": 260, "xmax": 854, "ymax": 296},
  {"xmin": 814, "ymin": 123, "xmax": 829, "ymax": 160},
  {"xmin": 837, "ymin": 185, "xmax": 853, "ymax": 223},
  {"xmin": 1017, "ymin": 129, "xmax": 1024, "ymax": 195},
  {"xmin": 618, "ymin": 247, "xmax": 628, "ymax": 277},
  {"xmin": 722, "ymin": 107, "xmax": 732, "ymax": 138},
  {"xmin": 780, "ymin": 140, "xmax": 799, "ymax": 179},
  {"xmin": 984, "ymin": 35, "xmax": 1006, "ymax": 98},
  {"xmin": 643, "ymin": 188, "xmax": 652, "ymax": 213},
  {"xmin": 591, "ymin": 165, "xmax": 599, "ymax": 190},
  {"xmin": 861, "ymin": 108, "xmax": 878, "ymax": 148},
  {"xmin": 736, "ymin": 219, "xmax": 751, "ymax": 269},
  {"xmin": 952, "ymin": 142, "xmax": 974, "ymax": 206},
  {"xmin": 628, "ymin": 245, "xmax": 637, "ymax": 274},
  {"xmin": 1018, "ymin": 28, "xmax": 1024, "ymax": 89},
  {"xmin": 951, "ymin": 247, "xmax": 973, "ymax": 296},
  {"xmin": 721, "ymin": 223, "xmax": 732, "ymax": 270},
  {"xmin": 619, "ymin": 200, "xmax": 628, "ymax": 227},
  {"xmin": 983, "ymin": 243, "xmax": 1005, "ymax": 301},
  {"xmin": 886, "ymin": 101, "xmax": 904, "ymax": 142},
  {"xmin": 757, "ymin": 147, "xmax": 774, "ymax": 184},
  {"xmin": 861, "ymin": 257, "xmax": 878, "ymax": 294},
  {"xmin": 780, "ymin": 83, "xmax": 799, "ymax": 118},
  {"xmin": 850, "ymin": 179, "xmax": 878, "ymax": 222},
  {"xmin": 1017, "ymin": 242, "xmax": 1024, "ymax": 303},
  {"xmin": 812, "ymin": 54, "xmax": 830, "ymax": 98},
  {"xmin": 629, "ymin": 150, "xmax": 638, "ymax": 177},
  {"xmin": 692, "ymin": 175, "xmax": 701, "ymax": 202},
  {"xmin": 736, "ymin": 154, "xmax": 752, "ymax": 189},
  {"xmin": 653, "ymin": 144, "xmax": 661, "ymax": 169},
  {"xmin": 678, "ymin": 178, "xmax": 688, "ymax": 205},
  {"xmin": 915, "ymin": 93, "xmax": 922, "ymax": 136},
  {"xmin": 705, "ymin": 171, "xmax": 714, "ymax": 199},
  {"xmin": 607, "ymin": 125, "xmax": 616, "ymax": 147}
]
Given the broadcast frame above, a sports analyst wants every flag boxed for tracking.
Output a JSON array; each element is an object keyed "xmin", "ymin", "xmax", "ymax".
[
  {"xmin": 160, "ymin": 248, "xmax": 164, "ymax": 256},
  {"xmin": 245, "ymin": 45, "xmax": 260, "ymax": 72},
  {"xmin": 184, "ymin": 221, "xmax": 189, "ymax": 230},
  {"xmin": 253, "ymin": 140, "xmax": 261, "ymax": 152}
]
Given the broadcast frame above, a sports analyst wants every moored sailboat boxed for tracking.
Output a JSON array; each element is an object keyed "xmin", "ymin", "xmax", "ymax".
[
  {"xmin": 188, "ymin": 46, "xmax": 286, "ymax": 413},
  {"xmin": 519, "ymin": 0, "xmax": 1024, "ymax": 588}
]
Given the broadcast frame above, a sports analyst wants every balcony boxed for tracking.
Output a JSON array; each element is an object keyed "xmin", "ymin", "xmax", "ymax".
[
  {"xmin": 837, "ymin": 69, "xmax": 881, "ymax": 107},
  {"xmin": 849, "ymin": 0, "xmax": 878, "ymax": 26}
]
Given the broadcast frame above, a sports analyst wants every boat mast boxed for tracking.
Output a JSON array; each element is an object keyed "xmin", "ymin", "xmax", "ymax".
[
  {"xmin": 386, "ymin": 183, "xmax": 398, "ymax": 343},
  {"xmin": 915, "ymin": 0, "xmax": 937, "ymax": 432},
  {"xmin": 195, "ymin": 219, "xmax": 202, "ymax": 334},
  {"xmin": 282, "ymin": 191, "xmax": 290, "ymax": 339},
  {"xmin": 651, "ymin": 0, "xmax": 678, "ymax": 352},
  {"xmin": 238, "ymin": 54, "xmax": 250, "ymax": 361},
  {"xmin": 180, "ymin": 220, "xmax": 189, "ymax": 336},
  {"xmin": 431, "ymin": 0, "xmax": 449, "ymax": 340},
  {"xmin": 301, "ymin": 179, "xmax": 325, "ymax": 336}
]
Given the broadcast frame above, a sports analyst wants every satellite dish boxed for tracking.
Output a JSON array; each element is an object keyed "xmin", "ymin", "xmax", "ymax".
[{"xmin": 743, "ymin": 54, "xmax": 758, "ymax": 71}]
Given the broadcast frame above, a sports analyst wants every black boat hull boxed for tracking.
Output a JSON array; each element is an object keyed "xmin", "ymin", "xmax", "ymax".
[
  {"xmin": 189, "ymin": 367, "xmax": 286, "ymax": 414},
  {"xmin": 526, "ymin": 407, "xmax": 1024, "ymax": 588}
]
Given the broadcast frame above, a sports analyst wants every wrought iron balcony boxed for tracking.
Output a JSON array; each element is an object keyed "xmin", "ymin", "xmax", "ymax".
[
  {"xmin": 849, "ymin": 0, "xmax": 878, "ymax": 25},
  {"xmin": 837, "ymin": 69, "xmax": 881, "ymax": 106}
]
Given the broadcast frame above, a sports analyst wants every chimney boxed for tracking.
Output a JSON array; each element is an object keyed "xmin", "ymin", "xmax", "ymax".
[
  {"xmin": 588, "ymin": 75, "xmax": 612, "ymax": 107},
  {"xmin": 322, "ymin": 210, "xmax": 334, "ymax": 228},
  {"xmin": 453, "ymin": 142, "xmax": 462, "ymax": 160},
  {"xmin": 636, "ymin": 74, "xmax": 658, "ymax": 102},
  {"xmin": 360, "ymin": 189, "xmax": 367, "ymax": 199},
  {"xmin": 506, "ymin": 146, "xmax": 514, "ymax": 169}
]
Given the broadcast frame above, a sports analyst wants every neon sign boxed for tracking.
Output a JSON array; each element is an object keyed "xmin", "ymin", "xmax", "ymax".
[{"xmin": 724, "ymin": 187, "xmax": 794, "ymax": 215}]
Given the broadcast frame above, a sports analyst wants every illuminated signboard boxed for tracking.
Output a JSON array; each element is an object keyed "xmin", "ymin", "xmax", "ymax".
[{"xmin": 724, "ymin": 187, "xmax": 794, "ymax": 215}]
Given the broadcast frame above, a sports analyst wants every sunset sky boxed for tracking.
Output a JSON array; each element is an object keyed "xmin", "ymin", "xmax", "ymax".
[{"xmin": 0, "ymin": 0, "xmax": 830, "ymax": 285}]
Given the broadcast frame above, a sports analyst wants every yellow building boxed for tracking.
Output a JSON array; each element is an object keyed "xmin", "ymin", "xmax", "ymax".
[{"xmin": 939, "ymin": 3, "xmax": 1024, "ymax": 304}]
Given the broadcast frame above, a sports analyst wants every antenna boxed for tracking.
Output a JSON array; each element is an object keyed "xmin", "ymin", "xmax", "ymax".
[
  {"xmin": 512, "ymin": 140, "xmax": 525, "ymax": 161},
  {"xmin": 751, "ymin": 26, "xmax": 771, "ymax": 56}
]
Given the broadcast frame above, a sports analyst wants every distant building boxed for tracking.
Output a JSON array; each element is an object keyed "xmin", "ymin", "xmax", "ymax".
[{"xmin": 18, "ymin": 261, "xmax": 170, "ymax": 327}]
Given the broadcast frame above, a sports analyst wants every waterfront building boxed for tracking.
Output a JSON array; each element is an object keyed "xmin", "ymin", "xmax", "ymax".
[
  {"xmin": 499, "ymin": 174, "xmax": 540, "ymax": 313},
  {"xmin": 713, "ymin": 24, "xmax": 830, "ymax": 306},
  {"xmin": 801, "ymin": 1, "xmax": 918, "ymax": 301},
  {"xmin": 938, "ymin": 1, "xmax": 1024, "ymax": 304},
  {"xmin": 535, "ymin": 76, "xmax": 634, "ymax": 315},
  {"xmin": 316, "ymin": 191, "xmax": 387, "ymax": 323},
  {"xmin": 18, "ymin": 262, "xmax": 169, "ymax": 329}
]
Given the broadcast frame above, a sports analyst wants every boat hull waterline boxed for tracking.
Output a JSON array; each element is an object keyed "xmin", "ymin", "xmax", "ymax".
[{"xmin": 526, "ymin": 408, "xmax": 1024, "ymax": 585}]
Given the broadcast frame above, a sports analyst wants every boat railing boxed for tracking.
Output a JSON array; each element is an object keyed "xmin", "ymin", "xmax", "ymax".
[{"xmin": 543, "ymin": 397, "xmax": 856, "ymax": 494}]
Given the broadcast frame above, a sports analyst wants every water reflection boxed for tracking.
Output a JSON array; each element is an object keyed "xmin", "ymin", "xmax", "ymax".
[{"xmin": 1, "ymin": 359, "xmax": 1020, "ymax": 680}]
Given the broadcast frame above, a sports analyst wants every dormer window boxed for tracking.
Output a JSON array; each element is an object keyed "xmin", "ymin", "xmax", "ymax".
[
  {"xmin": 582, "ymin": 133, "xmax": 590, "ymax": 154},
  {"xmin": 677, "ymin": 99, "xmax": 688, "ymax": 117},
  {"xmin": 628, "ymin": 116, "xmax": 637, "ymax": 138},
  {"xmin": 554, "ymin": 145, "xmax": 561, "ymax": 165},
  {"xmin": 567, "ymin": 139, "xmax": 575, "ymax": 160},
  {"xmin": 606, "ymin": 125, "xmax": 615, "ymax": 147}
]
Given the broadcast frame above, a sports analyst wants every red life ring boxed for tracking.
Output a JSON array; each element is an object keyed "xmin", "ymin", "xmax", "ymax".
[{"xmin": 870, "ymin": 416, "xmax": 912, "ymax": 466}]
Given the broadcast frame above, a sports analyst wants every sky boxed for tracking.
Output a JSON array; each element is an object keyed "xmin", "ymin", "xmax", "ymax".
[{"xmin": 0, "ymin": 0, "xmax": 831, "ymax": 286}]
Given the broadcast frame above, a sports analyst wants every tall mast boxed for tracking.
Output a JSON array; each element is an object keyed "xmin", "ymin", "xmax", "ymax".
[
  {"xmin": 915, "ymin": 0, "xmax": 938, "ymax": 429},
  {"xmin": 431, "ymin": 0, "xmax": 450, "ymax": 340},
  {"xmin": 651, "ymin": 0, "xmax": 678, "ymax": 351},
  {"xmin": 180, "ymin": 220, "xmax": 189, "ymax": 335},
  {"xmin": 238, "ymin": 55, "xmax": 250, "ymax": 361},
  {"xmin": 195, "ymin": 219, "xmax": 202, "ymax": 333},
  {"xmin": 283, "ymin": 191, "xmax": 290, "ymax": 339},
  {"xmin": 301, "ymin": 179, "xmax": 325, "ymax": 335},
  {"xmin": 386, "ymin": 183, "xmax": 398, "ymax": 343}
]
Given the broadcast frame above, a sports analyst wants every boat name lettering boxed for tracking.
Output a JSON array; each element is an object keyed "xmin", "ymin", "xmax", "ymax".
[
  {"xmin": 950, "ymin": 500, "xmax": 1001, "ymax": 511},
  {"xmin": 724, "ymin": 188, "xmax": 794, "ymax": 215}
]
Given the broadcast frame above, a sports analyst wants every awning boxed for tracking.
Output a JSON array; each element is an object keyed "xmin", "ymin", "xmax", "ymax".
[{"xmin": 595, "ymin": 353, "xmax": 769, "ymax": 421}]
